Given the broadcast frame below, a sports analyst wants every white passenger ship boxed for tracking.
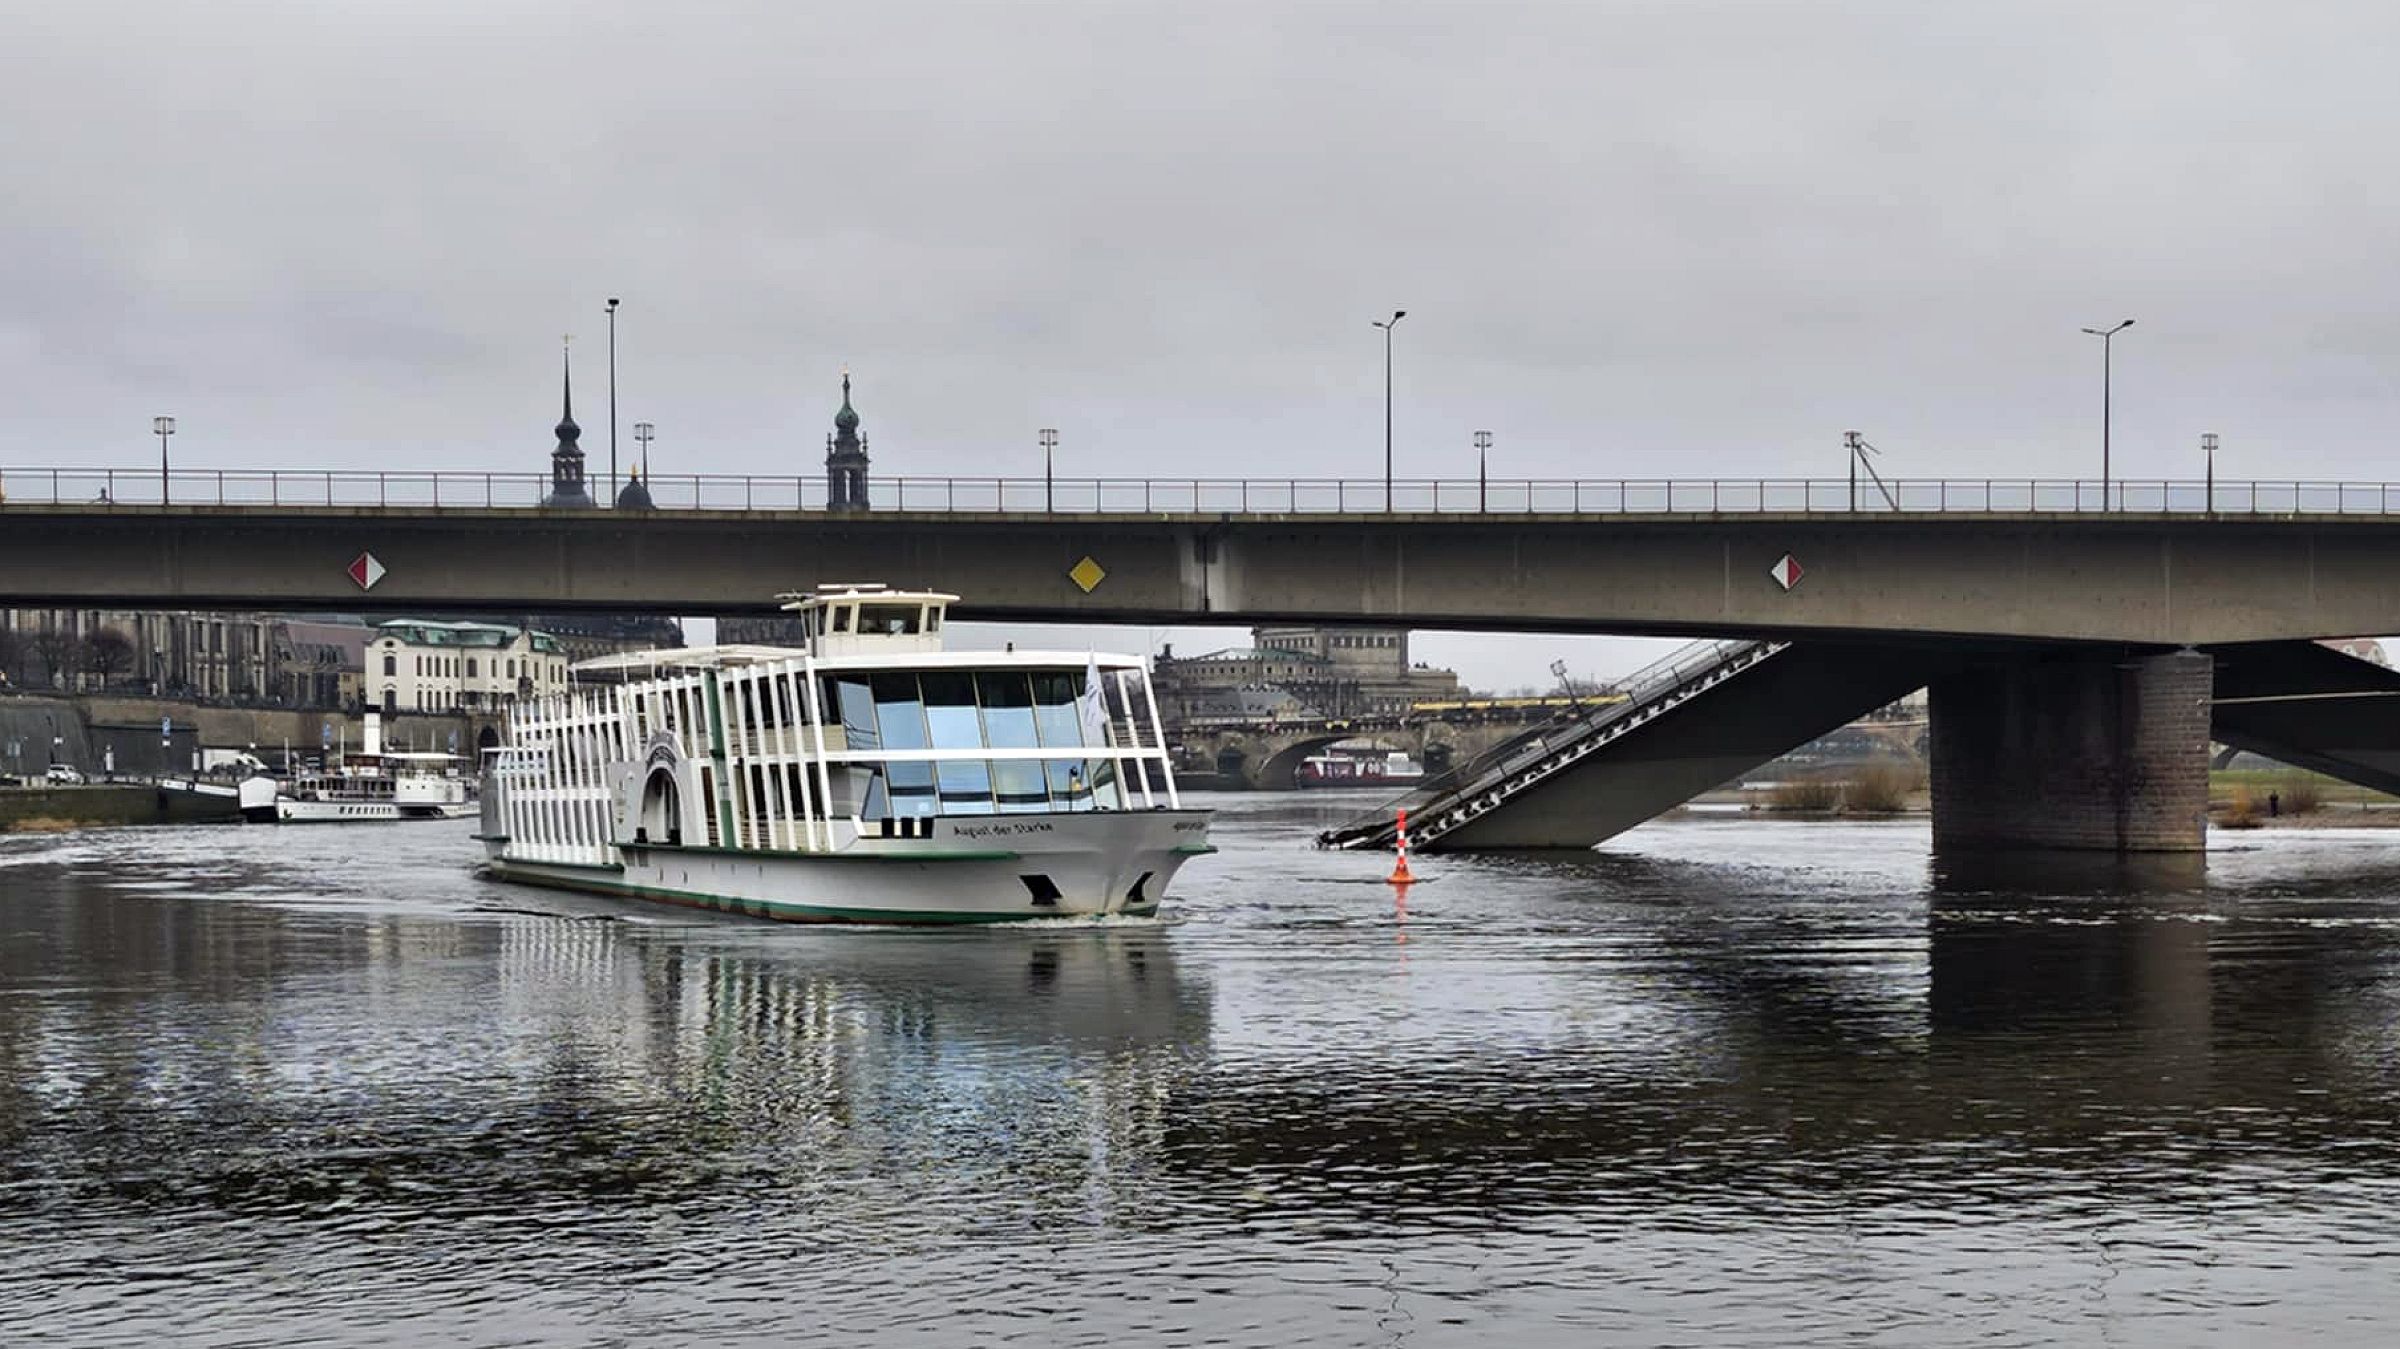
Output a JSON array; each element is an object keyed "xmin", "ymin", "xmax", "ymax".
[
  {"xmin": 477, "ymin": 584, "xmax": 1213, "ymax": 924},
  {"xmin": 238, "ymin": 714, "xmax": 478, "ymax": 822}
]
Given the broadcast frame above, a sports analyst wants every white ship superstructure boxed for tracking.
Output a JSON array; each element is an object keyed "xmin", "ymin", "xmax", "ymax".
[
  {"xmin": 478, "ymin": 585, "xmax": 1212, "ymax": 923},
  {"xmin": 238, "ymin": 713, "xmax": 478, "ymax": 822}
]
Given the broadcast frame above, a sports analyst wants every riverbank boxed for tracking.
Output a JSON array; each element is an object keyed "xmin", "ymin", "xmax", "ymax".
[
  {"xmin": 0, "ymin": 782, "xmax": 242, "ymax": 832},
  {"xmin": 0, "ymin": 690, "xmax": 488, "ymax": 781}
]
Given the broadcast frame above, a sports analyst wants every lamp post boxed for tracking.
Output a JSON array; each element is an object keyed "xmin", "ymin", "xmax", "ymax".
[
  {"xmin": 1039, "ymin": 428, "xmax": 1059, "ymax": 513},
  {"xmin": 1474, "ymin": 429, "xmax": 1492, "ymax": 512},
  {"xmin": 2202, "ymin": 431, "xmax": 2217, "ymax": 514},
  {"xmin": 1372, "ymin": 310, "xmax": 1407, "ymax": 511},
  {"xmin": 153, "ymin": 416, "xmax": 174, "ymax": 503},
  {"xmin": 633, "ymin": 421, "xmax": 654, "ymax": 479},
  {"xmin": 605, "ymin": 297, "xmax": 621, "ymax": 504},
  {"xmin": 2079, "ymin": 318, "xmax": 2133, "ymax": 510}
]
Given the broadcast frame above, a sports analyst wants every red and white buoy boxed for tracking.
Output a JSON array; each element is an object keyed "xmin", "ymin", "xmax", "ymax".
[{"xmin": 1388, "ymin": 808, "xmax": 1416, "ymax": 886}]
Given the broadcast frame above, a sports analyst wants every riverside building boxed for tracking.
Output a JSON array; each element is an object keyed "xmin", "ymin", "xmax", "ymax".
[{"xmin": 370, "ymin": 621, "xmax": 568, "ymax": 714}]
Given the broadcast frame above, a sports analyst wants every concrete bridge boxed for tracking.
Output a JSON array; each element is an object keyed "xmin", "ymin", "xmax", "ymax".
[
  {"xmin": 6, "ymin": 475, "xmax": 2399, "ymax": 854},
  {"xmin": 1, "ymin": 482, "xmax": 2399, "ymax": 646}
]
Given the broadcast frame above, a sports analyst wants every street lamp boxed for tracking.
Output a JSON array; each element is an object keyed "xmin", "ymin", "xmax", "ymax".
[
  {"xmin": 1372, "ymin": 310, "xmax": 1407, "ymax": 511},
  {"xmin": 1039, "ymin": 428, "xmax": 1059, "ymax": 513},
  {"xmin": 153, "ymin": 416, "xmax": 174, "ymax": 503},
  {"xmin": 1474, "ymin": 429, "xmax": 1492, "ymax": 512},
  {"xmin": 2079, "ymin": 318, "xmax": 2133, "ymax": 510},
  {"xmin": 606, "ymin": 297, "xmax": 621, "ymax": 505},
  {"xmin": 633, "ymin": 421, "xmax": 654, "ymax": 478},
  {"xmin": 2202, "ymin": 431, "xmax": 2218, "ymax": 513}
]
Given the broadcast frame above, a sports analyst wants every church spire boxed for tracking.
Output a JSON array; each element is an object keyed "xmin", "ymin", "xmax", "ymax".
[
  {"xmin": 556, "ymin": 340, "xmax": 581, "ymax": 445},
  {"xmin": 542, "ymin": 336, "xmax": 595, "ymax": 508},
  {"xmin": 825, "ymin": 366, "xmax": 870, "ymax": 510}
]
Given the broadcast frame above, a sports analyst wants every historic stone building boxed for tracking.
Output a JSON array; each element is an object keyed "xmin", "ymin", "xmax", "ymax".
[
  {"xmin": 1152, "ymin": 626, "xmax": 1461, "ymax": 723},
  {"xmin": 0, "ymin": 608, "xmax": 375, "ymax": 705},
  {"xmin": 368, "ymin": 620, "xmax": 568, "ymax": 714},
  {"xmin": 520, "ymin": 614, "xmax": 684, "ymax": 666},
  {"xmin": 2, "ymin": 607, "xmax": 266, "ymax": 698}
]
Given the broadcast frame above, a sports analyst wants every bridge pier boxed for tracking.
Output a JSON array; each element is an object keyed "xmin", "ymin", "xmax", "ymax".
[{"xmin": 1930, "ymin": 648, "xmax": 2213, "ymax": 853}]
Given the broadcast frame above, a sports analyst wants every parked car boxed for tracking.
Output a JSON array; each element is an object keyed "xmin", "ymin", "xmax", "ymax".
[{"xmin": 44, "ymin": 764, "xmax": 85, "ymax": 785}]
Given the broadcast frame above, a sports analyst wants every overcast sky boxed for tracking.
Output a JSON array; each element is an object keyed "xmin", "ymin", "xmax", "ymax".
[{"xmin": 8, "ymin": 2, "xmax": 2397, "ymax": 688}]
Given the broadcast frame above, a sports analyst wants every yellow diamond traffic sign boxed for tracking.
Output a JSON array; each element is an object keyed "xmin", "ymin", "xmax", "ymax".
[{"xmin": 1068, "ymin": 556, "xmax": 1107, "ymax": 593}]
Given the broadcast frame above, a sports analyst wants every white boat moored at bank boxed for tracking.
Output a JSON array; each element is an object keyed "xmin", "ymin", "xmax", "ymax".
[{"xmin": 239, "ymin": 713, "xmax": 478, "ymax": 823}]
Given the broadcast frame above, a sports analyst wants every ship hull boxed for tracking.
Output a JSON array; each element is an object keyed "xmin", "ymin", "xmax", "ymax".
[
  {"xmin": 265, "ymin": 799, "xmax": 479, "ymax": 823},
  {"xmin": 481, "ymin": 809, "xmax": 1212, "ymax": 924}
]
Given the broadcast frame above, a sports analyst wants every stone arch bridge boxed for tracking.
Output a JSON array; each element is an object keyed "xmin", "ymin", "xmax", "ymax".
[{"xmin": 1171, "ymin": 704, "xmax": 1613, "ymax": 790}]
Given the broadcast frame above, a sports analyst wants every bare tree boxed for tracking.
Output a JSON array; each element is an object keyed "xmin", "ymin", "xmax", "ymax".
[
  {"xmin": 85, "ymin": 628, "xmax": 136, "ymax": 687},
  {"xmin": 28, "ymin": 628, "xmax": 84, "ymax": 690}
]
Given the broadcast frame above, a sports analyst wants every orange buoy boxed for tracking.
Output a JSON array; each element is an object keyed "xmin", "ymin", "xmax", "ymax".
[{"xmin": 1388, "ymin": 808, "xmax": 1416, "ymax": 885}]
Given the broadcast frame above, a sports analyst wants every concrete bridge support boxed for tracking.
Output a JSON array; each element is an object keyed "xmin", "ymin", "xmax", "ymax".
[{"xmin": 1929, "ymin": 648, "xmax": 2213, "ymax": 853}]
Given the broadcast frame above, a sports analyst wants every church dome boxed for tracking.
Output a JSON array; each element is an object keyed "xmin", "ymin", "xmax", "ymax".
[
  {"xmin": 614, "ymin": 472, "xmax": 655, "ymax": 511},
  {"xmin": 833, "ymin": 371, "xmax": 860, "ymax": 433}
]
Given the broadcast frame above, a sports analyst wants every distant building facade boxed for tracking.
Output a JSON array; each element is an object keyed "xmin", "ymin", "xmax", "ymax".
[
  {"xmin": 1152, "ymin": 625, "xmax": 1461, "ymax": 722},
  {"xmin": 0, "ymin": 608, "xmax": 272, "ymax": 699},
  {"xmin": 272, "ymin": 619, "xmax": 372, "ymax": 708},
  {"xmin": 369, "ymin": 621, "xmax": 568, "ymax": 714},
  {"xmin": 521, "ymin": 614, "xmax": 685, "ymax": 666}
]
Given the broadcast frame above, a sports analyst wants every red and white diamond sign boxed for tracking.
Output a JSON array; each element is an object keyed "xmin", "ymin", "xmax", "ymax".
[
  {"xmin": 1769, "ymin": 553, "xmax": 1804, "ymax": 591},
  {"xmin": 348, "ymin": 551, "xmax": 387, "ymax": 591}
]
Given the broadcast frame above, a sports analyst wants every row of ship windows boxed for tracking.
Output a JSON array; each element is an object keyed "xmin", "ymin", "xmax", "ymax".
[
  {"xmin": 732, "ymin": 758, "xmax": 1133, "ymax": 825},
  {"xmin": 635, "ymin": 670, "xmax": 1134, "ymax": 756}
]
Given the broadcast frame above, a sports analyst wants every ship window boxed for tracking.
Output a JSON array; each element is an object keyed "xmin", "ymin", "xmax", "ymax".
[
  {"xmin": 978, "ymin": 672, "xmax": 1047, "ymax": 811},
  {"xmin": 920, "ymin": 672, "xmax": 981, "ymax": 747},
  {"xmin": 925, "ymin": 608, "xmax": 942, "ymax": 632},
  {"xmin": 828, "ymin": 677, "xmax": 878, "ymax": 750},
  {"xmin": 937, "ymin": 759, "xmax": 994, "ymax": 815},
  {"xmin": 860, "ymin": 604, "xmax": 920, "ymax": 635},
  {"xmin": 871, "ymin": 674, "xmax": 936, "ymax": 816},
  {"xmin": 1031, "ymin": 672, "xmax": 1086, "ymax": 747},
  {"xmin": 925, "ymin": 669, "xmax": 994, "ymax": 812},
  {"xmin": 831, "ymin": 606, "xmax": 852, "ymax": 634}
]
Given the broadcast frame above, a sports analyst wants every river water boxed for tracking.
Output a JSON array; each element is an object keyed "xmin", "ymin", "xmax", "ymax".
[{"xmin": 2, "ymin": 793, "xmax": 2397, "ymax": 1346}]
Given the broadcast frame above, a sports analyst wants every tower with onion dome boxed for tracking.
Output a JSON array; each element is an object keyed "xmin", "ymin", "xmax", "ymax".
[
  {"xmin": 825, "ymin": 369, "xmax": 870, "ymax": 510},
  {"xmin": 542, "ymin": 342, "xmax": 595, "ymax": 509}
]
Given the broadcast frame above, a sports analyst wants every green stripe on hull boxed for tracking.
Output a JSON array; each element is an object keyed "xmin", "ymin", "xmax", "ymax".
[{"xmin": 483, "ymin": 859, "xmax": 1151, "ymax": 926}]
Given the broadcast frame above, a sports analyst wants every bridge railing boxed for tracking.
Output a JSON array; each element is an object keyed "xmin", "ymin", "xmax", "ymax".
[{"xmin": 8, "ymin": 468, "xmax": 2400, "ymax": 515}]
